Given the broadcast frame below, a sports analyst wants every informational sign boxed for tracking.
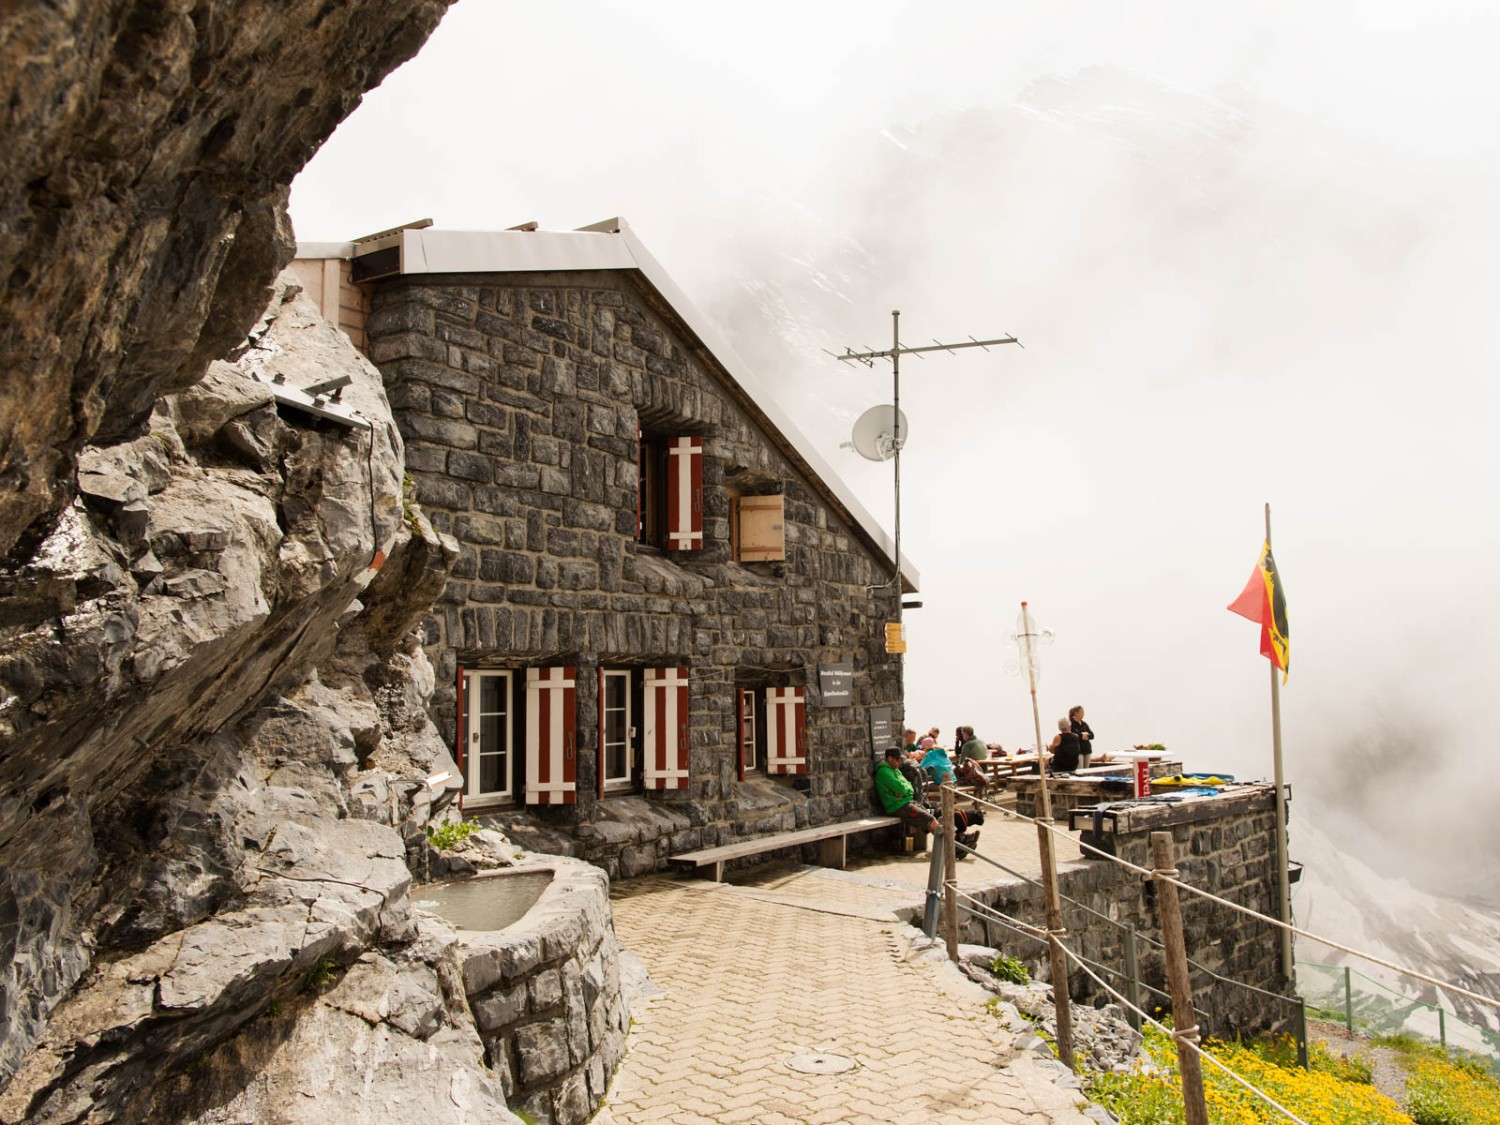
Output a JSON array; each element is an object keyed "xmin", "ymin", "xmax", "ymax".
[
  {"xmin": 868, "ymin": 706, "xmax": 893, "ymax": 753},
  {"xmin": 818, "ymin": 662, "xmax": 853, "ymax": 708},
  {"xmin": 884, "ymin": 622, "xmax": 906, "ymax": 654}
]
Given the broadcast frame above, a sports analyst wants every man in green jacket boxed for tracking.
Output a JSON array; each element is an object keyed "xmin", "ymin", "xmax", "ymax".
[{"xmin": 875, "ymin": 747, "xmax": 940, "ymax": 835}]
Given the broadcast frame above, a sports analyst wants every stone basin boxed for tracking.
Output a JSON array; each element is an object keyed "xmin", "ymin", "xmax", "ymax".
[{"xmin": 413, "ymin": 867, "xmax": 554, "ymax": 932}]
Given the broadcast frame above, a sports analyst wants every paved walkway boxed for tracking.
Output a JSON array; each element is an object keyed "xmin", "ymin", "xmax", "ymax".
[{"xmin": 598, "ymin": 817, "xmax": 1094, "ymax": 1125}]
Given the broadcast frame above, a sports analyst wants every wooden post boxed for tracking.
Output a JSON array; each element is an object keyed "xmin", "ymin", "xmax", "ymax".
[
  {"xmin": 1123, "ymin": 928, "xmax": 1142, "ymax": 1032},
  {"xmin": 1018, "ymin": 601, "xmax": 1075, "ymax": 1071},
  {"xmin": 1151, "ymin": 831, "xmax": 1208, "ymax": 1125},
  {"xmin": 942, "ymin": 784, "xmax": 959, "ymax": 961}
]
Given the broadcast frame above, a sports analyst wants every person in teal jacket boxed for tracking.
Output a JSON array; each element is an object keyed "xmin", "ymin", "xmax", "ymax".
[
  {"xmin": 918, "ymin": 738, "xmax": 956, "ymax": 785},
  {"xmin": 875, "ymin": 748, "xmax": 940, "ymax": 834}
]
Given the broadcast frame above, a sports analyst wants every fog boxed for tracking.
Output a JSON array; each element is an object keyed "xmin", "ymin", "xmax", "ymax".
[{"xmin": 291, "ymin": 0, "xmax": 1500, "ymax": 903}]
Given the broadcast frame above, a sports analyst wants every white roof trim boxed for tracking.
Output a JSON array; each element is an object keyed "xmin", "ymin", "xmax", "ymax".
[{"xmin": 296, "ymin": 220, "xmax": 917, "ymax": 590}]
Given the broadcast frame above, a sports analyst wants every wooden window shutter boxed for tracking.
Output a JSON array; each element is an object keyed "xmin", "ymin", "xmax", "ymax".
[
  {"xmin": 665, "ymin": 436, "xmax": 703, "ymax": 551},
  {"xmin": 525, "ymin": 667, "xmax": 577, "ymax": 805},
  {"xmin": 736, "ymin": 688, "xmax": 747, "ymax": 782},
  {"xmin": 765, "ymin": 686, "xmax": 807, "ymax": 775},
  {"xmin": 643, "ymin": 667, "xmax": 690, "ymax": 790},
  {"xmin": 455, "ymin": 662, "xmax": 467, "ymax": 806},
  {"xmin": 597, "ymin": 666, "xmax": 606, "ymax": 799},
  {"xmin": 735, "ymin": 494, "xmax": 785, "ymax": 562}
]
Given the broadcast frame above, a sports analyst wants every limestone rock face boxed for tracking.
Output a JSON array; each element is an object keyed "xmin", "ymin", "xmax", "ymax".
[
  {"xmin": 0, "ymin": 0, "xmax": 453, "ymax": 560},
  {"xmin": 0, "ymin": 276, "xmax": 479, "ymax": 1116}
]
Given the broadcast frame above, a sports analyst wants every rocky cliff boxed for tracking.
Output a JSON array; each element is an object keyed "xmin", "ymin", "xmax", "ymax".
[{"xmin": 0, "ymin": 4, "xmax": 557, "ymax": 1121}]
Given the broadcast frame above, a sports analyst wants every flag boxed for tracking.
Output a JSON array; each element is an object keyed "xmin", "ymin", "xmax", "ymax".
[{"xmin": 1228, "ymin": 541, "xmax": 1290, "ymax": 680}]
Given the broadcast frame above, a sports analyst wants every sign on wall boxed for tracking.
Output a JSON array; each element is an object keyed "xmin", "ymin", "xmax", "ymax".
[
  {"xmin": 868, "ymin": 706, "xmax": 893, "ymax": 754},
  {"xmin": 818, "ymin": 662, "xmax": 853, "ymax": 708}
]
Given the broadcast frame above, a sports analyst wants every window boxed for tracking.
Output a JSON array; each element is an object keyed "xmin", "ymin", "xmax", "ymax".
[
  {"xmin": 732, "ymin": 493, "xmax": 785, "ymax": 562},
  {"xmin": 600, "ymin": 669, "xmax": 633, "ymax": 791},
  {"xmin": 638, "ymin": 432, "xmax": 703, "ymax": 551},
  {"xmin": 462, "ymin": 669, "xmax": 515, "ymax": 804},
  {"xmin": 738, "ymin": 688, "xmax": 758, "ymax": 778}
]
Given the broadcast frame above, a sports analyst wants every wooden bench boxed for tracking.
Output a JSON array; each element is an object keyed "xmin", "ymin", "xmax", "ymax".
[{"xmin": 669, "ymin": 816, "xmax": 900, "ymax": 882}]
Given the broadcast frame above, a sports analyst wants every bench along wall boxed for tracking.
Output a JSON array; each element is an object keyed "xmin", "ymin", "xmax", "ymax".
[
  {"xmin": 954, "ymin": 788, "xmax": 1293, "ymax": 1037},
  {"xmin": 365, "ymin": 270, "xmax": 905, "ymax": 872}
]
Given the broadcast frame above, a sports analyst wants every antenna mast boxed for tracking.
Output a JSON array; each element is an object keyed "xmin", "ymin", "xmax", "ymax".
[{"xmin": 834, "ymin": 311, "xmax": 1020, "ymax": 620}]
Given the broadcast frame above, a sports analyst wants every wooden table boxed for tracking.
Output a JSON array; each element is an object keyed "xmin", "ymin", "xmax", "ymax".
[{"xmin": 974, "ymin": 754, "xmax": 1039, "ymax": 778}]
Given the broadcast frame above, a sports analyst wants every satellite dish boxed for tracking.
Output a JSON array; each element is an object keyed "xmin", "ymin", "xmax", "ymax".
[{"xmin": 849, "ymin": 404, "xmax": 909, "ymax": 462}]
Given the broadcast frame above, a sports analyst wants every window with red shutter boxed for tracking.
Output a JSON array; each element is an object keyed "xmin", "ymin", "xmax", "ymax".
[
  {"xmin": 525, "ymin": 667, "xmax": 577, "ymax": 805},
  {"xmin": 764, "ymin": 686, "xmax": 808, "ymax": 776},
  {"xmin": 642, "ymin": 667, "xmax": 690, "ymax": 789}
]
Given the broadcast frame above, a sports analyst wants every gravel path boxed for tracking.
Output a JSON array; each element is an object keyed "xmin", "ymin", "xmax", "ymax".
[{"xmin": 1307, "ymin": 1018, "xmax": 1410, "ymax": 1106}]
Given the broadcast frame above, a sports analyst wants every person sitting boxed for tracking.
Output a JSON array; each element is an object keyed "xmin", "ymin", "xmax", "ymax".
[
  {"xmin": 918, "ymin": 737, "xmax": 956, "ymax": 785},
  {"xmin": 956, "ymin": 725, "xmax": 988, "ymax": 762},
  {"xmin": 875, "ymin": 747, "xmax": 941, "ymax": 837},
  {"xmin": 1048, "ymin": 717, "xmax": 1084, "ymax": 774},
  {"xmin": 902, "ymin": 728, "xmax": 922, "ymax": 757}
]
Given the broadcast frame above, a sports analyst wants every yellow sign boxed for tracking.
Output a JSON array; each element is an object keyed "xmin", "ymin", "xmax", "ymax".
[{"xmin": 884, "ymin": 622, "xmax": 906, "ymax": 653}]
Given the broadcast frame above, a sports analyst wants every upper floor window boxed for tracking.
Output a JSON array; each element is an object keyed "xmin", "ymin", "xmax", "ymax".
[{"xmin": 638, "ymin": 432, "xmax": 703, "ymax": 551}]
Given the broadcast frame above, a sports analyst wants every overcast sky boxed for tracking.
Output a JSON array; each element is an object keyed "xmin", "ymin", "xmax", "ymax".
[{"xmin": 292, "ymin": 0, "xmax": 1500, "ymax": 899}]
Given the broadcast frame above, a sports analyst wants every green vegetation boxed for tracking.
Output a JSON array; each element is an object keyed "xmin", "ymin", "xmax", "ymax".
[
  {"xmin": 426, "ymin": 817, "xmax": 481, "ymax": 850},
  {"xmin": 1376, "ymin": 1035, "xmax": 1500, "ymax": 1125},
  {"xmin": 988, "ymin": 951, "xmax": 1032, "ymax": 986},
  {"xmin": 303, "ymin": 955, "xmax": 342, "ymax": 994},
  {"xmin": 1087, "ymin": 1026, "xmax": 1412, "ymax": 1124}
]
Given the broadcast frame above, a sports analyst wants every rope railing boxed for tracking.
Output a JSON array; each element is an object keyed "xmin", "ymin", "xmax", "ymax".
[
  {"xmin": 952, "ymin": 887, "xmax": 1184, "ymax": 1013},
  {"xmin": 941, "ymin": 782, "xmax": 1500, "ymax": 1014},
  {"xmin": 956, "ymin": 830, "xmax": 1299, "ymax": 1009},
  {"xmin": 952, "ymin": 884, "xmax": 1314, "ymax": 1125}
]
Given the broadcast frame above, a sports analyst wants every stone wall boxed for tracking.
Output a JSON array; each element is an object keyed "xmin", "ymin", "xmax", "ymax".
[
  {"xmin": 952, "ymin": 790, "xmax": 1293, "ymax": 1037},
  {"xmin": 449, "ymin": 859, "xmax": 627, "ymax": 1125},
  {"xmin": 365, "ymin": 270, "xmax": 906, "ymax": 857}
]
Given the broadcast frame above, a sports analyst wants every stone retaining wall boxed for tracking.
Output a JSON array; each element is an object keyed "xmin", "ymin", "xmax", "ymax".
[
  {"xmin": 949, "ymin": 789, "xmax": 1292, "ymax": 1037},
  {"xmin": 447, "ymin": 858, "xmax": 628, "ymax": 1125}
]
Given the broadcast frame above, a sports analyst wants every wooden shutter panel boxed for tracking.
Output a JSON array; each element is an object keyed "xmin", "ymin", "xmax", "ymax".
[
  {"xmin": 736, "ymin": 688, "xmax": 747, "ymax": 782},
  {"xmin": 643, "ymin": 667, "xmax": 690, "ymax": 790},
  {"xmin": 666, "ymin": 436, "xmax": 703, "ymax": 551},
  {"xmin": 736, "ymin": 494, "xmax": 785, "ymax": 562},
  {"xmin": 525, "ymin": 667, "xmax": 577, "ymax": 805},
  {"xmin": 455, "ymin": 663, "xmax": 467, "ymax": 807},
  {"xmin": 765, "ymin": 687, "xmax": 807, "ymax": 775},
  {"xmin": 597, "ymin": 666, "xmax": 606, "ymax": 799}
]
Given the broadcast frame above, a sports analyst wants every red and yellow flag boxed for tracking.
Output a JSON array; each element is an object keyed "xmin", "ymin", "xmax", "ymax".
[{"xmin": 1228, "ymin": 541, "xmax": 1289, "ymax": 680}]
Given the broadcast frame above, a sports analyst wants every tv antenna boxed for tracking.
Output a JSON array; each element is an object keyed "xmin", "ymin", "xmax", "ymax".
[{"xmin": 831, "ymin": 311, "xmax": 1020, "ymax": 627}]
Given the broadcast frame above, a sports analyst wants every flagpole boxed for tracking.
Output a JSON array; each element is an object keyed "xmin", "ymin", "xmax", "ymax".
[{"xmin": 1266, "ymin": 502, "xmax": 1293, "ymax": 980}]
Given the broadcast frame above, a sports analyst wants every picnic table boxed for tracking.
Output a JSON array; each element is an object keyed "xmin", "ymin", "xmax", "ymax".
[{"xmin": 974, "ymin": 753, "xmax": 1039, "ymax": 779}]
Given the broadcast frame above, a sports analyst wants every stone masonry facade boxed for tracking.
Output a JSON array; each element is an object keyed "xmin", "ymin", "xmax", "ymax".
[
  {"xmin": 955, "ymin": 790, "xmax": 1290, "ymax": 1037},
  {"xmin": 365, "ymin": 269, "xmax": 904, "ymax": 871}
]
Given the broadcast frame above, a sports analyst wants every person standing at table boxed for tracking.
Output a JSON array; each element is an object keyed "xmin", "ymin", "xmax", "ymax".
[{"xmin": 1069, "ymin": 705, "xmax": 1094, "ymax": 768}]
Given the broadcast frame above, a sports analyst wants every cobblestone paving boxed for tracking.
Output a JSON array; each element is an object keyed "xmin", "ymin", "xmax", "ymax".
[{"xmin": 601, "ymin": 818, "xmax": 1095, "ymax": 1124}]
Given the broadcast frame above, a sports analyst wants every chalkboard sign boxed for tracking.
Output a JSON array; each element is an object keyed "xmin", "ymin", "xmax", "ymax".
[
  {"xmin": 818, "ymin": 662, "xmax": 853, "ymax": 708},
  {"xmin": 868, "ymin": 706, "xmax": 893, "ymax": 754}
]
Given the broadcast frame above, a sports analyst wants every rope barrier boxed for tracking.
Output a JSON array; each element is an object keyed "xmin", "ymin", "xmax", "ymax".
[
  {"xmin": 1057, "ymin": 939, "xmax": 1314, "ymax": 1125},
  {"xmin": 942, "ymin": 783, "xmax": 1500, "ymax": 1013}
]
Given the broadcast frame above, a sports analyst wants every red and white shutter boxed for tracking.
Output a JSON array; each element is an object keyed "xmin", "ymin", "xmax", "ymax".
[
  {"xmin": 643, "ymin": 666, "xmax": 690, "ymax": 790},
  {"xmin": 525, "ymin": 667, "xmax": 577, "ymax": 805},
  {"xmin": 665, "ymin": 436, "xmax": 703, "ymax": 551},
  {"xmin": 765, "ymin": 687, "xmax": 808, "ymax": 775}
]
